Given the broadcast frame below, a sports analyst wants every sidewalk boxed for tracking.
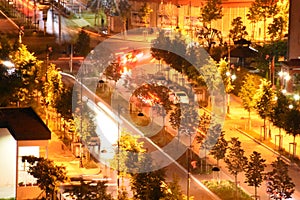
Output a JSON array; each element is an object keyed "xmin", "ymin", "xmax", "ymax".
[
  {"xmin": 225, "ymin": 94, "xmax": 300, "ymax": 199},
  {"xmin": 228, "ymin": 93, "xmax": 300, "ymax": 161},
  {"xmin": 47, "ymin": 129, "xmax": 101, "ymax": 177}
]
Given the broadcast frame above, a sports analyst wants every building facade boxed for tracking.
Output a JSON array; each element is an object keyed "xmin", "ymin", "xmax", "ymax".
[
  {"xmin": 125, "ymin": 0, "xmax": 275, "ymax": 43},
  {"xmin": 280, "ymin": 0, "xmax": 300, "ymax": 93},
  {"xmin": 0, "ymin": 107, "xmax": 51, "ymax": 200},
  {"xmin": 288, "ymin": 0, "xmax": 300, "ymax": 60}
]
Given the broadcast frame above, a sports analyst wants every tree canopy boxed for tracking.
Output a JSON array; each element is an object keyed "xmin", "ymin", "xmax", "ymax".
[
  {"xmin": 266, "ymin": 157, "xmax": 295, "ymax": 199},
  {"xmin": 200, "ymin": 0, "xmax": 223, "ymax": 27},
  {"xmin": 254, "ymin": 79, "xmax": 275, "ymax": 139},
  {"xmin": 229, "ymin": 17, "xmax": 248, "ymax": 42},
  {"xmin": 244, "ymin": 151, "xmax": 266, "ymax": 200},
  {"xmin": 239, "ymin": 74, "xmax": 258, "ymax": 129},
  {"xmin": 224, "ymin": 137, "xmax": 248, "ymax": 199},
  {"xmin": 22, "ymin": 156, "xmax": 68, "ymax": 199}
]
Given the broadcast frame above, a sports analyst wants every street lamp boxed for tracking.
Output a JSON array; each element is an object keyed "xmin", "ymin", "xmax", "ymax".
[
  {"xmin": 279, "ymin": 70, "xmax": 290, "ymax": 92},
  {"xmin": 225, "ymin": 71, "xmax": 236, "ymax": 114},
  {"xmin": 186, "ymin": 130, "xmax": 193, "ymax": 200},
  {"xmin": 293, "ymin": 94, "xmax": 300, "ymax": 101},
  {"xmin": 159, "ymin": 0, "xmax": 163, "ymax": 28}
]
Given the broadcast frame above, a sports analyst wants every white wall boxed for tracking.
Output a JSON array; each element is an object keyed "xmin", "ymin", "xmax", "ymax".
[
  {"xmin": 18, "ymin": 146, "xmax": 39, "ymax": 186},
  {"xmin": 0, "ymin": 128, "xmax": 17, "ymax": 199}
]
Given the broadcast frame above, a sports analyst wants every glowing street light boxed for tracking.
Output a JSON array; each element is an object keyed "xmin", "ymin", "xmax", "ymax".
[
  {"xmin": 231, "ymin": 74, "xmax": 237, "ymax": 81},
  {"xmin": 2, "ymin": 60, "xmax": 15, "ymax": 74}
]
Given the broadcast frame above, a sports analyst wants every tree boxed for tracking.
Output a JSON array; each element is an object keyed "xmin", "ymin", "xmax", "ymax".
[
  {"xmin": 169, "ymin": 105, "xmax": 181, "ymax": 135},
  {"xmin": 43, "ymin": 63, "xmax": 64, "ymax": 109},
  {"xmin": 270, "ymin": 92, "xmax": 289, "ymax": 150},
  {"xmin": 65, "ymin": 179, "xmax": 113, "ymax": 200},
  {"xmin": 238, "ymin": 74, "xmax": 258, "ymax": 129},
  {"xmin": 254, "ymin": 79, "xmax": 275, "ymax": 140},
  {"xmin": 0, "ymin": 35, "xmax": 13, "ymax": 59},
  {"xmin": 218, "ymin": 59, "xmax": 233, "ymax": 94},
  {"xmin": 244, "ymin": 151, "xmax": 266, "ymax": 200},
  {"xmin": 118, "ymin": 0, "xmax": 131, "ymax": 37},
  {"xmin": 110, "ymin": 130, "xmax": 145, "ymax": 198},
  {"xmin": 163, "ymin": 174, "xmax": 184, "ymax": 200},
  {"xmin": 246, "ymin": 6, "xmax": 260, "ymax": 40},
  {"xmin": 74, "ymin": 101, "xmax": 97, "ymax": 142},
  {"xmin": 283, "ymin": 108, "xmax": 300, "ymax": 158},
  {"xmin": 132, "ymin": 83, "xmax": 173, "ymax": 113},
  {"xmin": 54, "ymin": 86, "xmax": 74, "ymax": 120},
  {"xmin": 169, "ymin": 104, "xmax": 199, "ymax": 142},
  {"xmin": 224, "ymin": 137, "xmax": 248, "ymax": 200},
  {"xmin": 103, "ymin": 61, "xmax": 122, "ymax": 82},
  {"xmin": 74, "ymin": 29, "xmax": 91, "ymax": 56},
  {"xmin": 22, "ymin": 156, "xmax": 68, "ymax": 199},
  {"xmin": 200, "ymin": 0, "xmax": 223, "ymax": 29},
  {"xmin": 114, "ymin": 132, "xmax": 168, "ymax": 199},
  {"xmin": 197, "ymin": 123, "xmax": 222, "ymax": 173},
  {"xmin": 267, "ymin": 0, "xmax": 289, "ymax": 41},
  {"xmin": 100, "ymin": 0, "xmax": 118, "ymax": 34},
  {"xmin": 229, "ymin": 17, "xmax": 248, "ymax": 42},
  {"xmin": 138, "ymin": 2, "xmax": 153, "ymax": 27},
  {"xmin": 11, "ymin": 44, "xmax": 43, "ymax": 106},
  {"xmin": 247, "ymin": 0, "xmax": 278, "ymax": 42},
  {"xmin": 199, "ymin": 0, "xmax": 223, "ymax": 52},
  {"xmin": 209, "ymin": 131, "xmax": 228, "ymax": 167},
  {"xmin": 255, "ymin": 41, "xmax": 287, "ymax": 77},
  {"xmin": 265, "ymin": 157, "xmax": 295, "ymax": 199},
  {"xmin": 0, "ymin": 62, "xmax": 22, "ymax": 106},
  {"xmin": 130, "ymin": 154, "xmax": 167, "ymax": 200},
  {"xmin": 117, "ymin": 131, "xmax": 145, "ymax": 175},
  {"xmin": 218, "ymin": 59, "xmax": 234, "ymax": 113},
  {"xmin": 151, "ymin": 31, "xmax": 206, "ymax": 87},
  {"xmin": 268, "ymin": 16, "xmax": 287, "ymax": 41}
]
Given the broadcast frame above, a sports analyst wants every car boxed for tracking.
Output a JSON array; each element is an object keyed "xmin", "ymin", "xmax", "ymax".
[{"xmin": 174, "ymin": 91, "xmax": 189, "ymax": 104}]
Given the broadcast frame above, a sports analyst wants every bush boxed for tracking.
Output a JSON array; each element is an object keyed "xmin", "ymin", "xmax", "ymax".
[{"xmin": 202, "ymin": 180, "xmax": 253, "ymax": 200}]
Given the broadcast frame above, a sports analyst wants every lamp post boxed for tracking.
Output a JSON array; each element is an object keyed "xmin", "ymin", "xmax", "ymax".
[
  {"xmin": 225, "ymin": 71, "xmax": 236, "ymax": 114},
  {"xmin": 159, "ymin": 0, "xmax": 163, "ymax": 28},
  {"xmin": 186, "ymin": 130, "xmax": 192, "ymax": 200},
  {"xmin": 117, "ymin": 105, "xmax": 120, "ymax": 199},
  {"xmin": 33, "ymin": 0, "xmax": 37, "ymax": 32}
]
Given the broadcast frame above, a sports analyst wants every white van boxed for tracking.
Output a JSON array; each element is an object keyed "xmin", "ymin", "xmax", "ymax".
[{"xmin": 174, "ymin": 91, "xmax": 190, "ymax": 104}]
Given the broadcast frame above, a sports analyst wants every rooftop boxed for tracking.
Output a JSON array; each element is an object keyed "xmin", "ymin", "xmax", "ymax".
[{"xmin": 0, "ymin": 107, "xmax": 51, "ymax": 140}]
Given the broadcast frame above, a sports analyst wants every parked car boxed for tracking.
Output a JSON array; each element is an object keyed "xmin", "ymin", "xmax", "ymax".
[{"xmin": 174, "ymin": 91, "xmax": 190, "ymax": 104}]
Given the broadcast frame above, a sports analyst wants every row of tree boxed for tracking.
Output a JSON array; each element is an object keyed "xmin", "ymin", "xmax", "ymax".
[
  {"xmin": 209, "ymin": 133, "xmax": 295, "ymax": 200},
  {"xmin": 239, "ymin": 74, "xmax": 300, "ymax": 157}
]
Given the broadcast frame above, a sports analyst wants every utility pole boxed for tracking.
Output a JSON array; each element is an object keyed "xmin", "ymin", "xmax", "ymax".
[
  {"xmin": 117, "ymin": 105, "xmax": 120, "ymax": 200},
  {"xmin": 79, "ymin": 62, "xmax": 84, "ymax": 168},
  {"xmin": 187, "ymin": 131, "xmax": 192, "ymax": 200},
  {"xmin": 69, "ymin": 44, "xmax": 73, "ymax": 73}
]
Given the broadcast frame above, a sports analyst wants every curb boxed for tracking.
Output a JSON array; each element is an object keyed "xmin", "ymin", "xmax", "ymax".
[{"xmin": 235, "ymin": 128, "xmax": 291, "ymax": 164}]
